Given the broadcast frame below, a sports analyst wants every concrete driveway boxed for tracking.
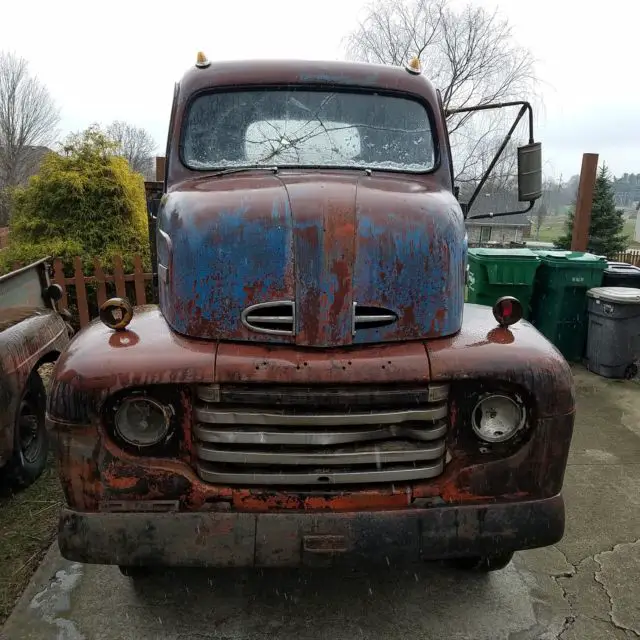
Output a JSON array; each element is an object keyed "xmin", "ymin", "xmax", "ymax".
[{"xmin": 2, "ymin": 367, "xmax": 639, "ymax": 640}]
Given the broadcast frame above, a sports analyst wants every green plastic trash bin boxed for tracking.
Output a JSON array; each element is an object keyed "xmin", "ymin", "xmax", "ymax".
[
  {"xmin": 467, "ymin": 248, "xmax": 541, "ymax": 318},
  {"xmin": 530, "ymin": 250, "xmax": 607, "ymax": 361}
]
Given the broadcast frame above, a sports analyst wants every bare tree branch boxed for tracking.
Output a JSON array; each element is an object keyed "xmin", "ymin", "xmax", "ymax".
[
  {"xmin": 344, "ymin": 0, "xmax": 537, "ymax": 185},
  {"xmin": 106, "ymin": 120, "xmax": 157, "ymax": 178},
  {"xmin": 0, "ymin": 51, "xmax": 60, "ymax": 190}
]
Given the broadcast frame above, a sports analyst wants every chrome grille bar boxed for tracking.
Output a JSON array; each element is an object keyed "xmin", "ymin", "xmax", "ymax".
[
  {"xmin": 194, "ymin": 406, "xmax": 447, "ymax": 426},
  {"xmin": 193, "ymin": 422, "xmax": 447, "ymax": 446},
  {"xmin": 192, "ymin": 383, "xmax": 450, "ymax": 486},
  {"xmin": 196, "ymin": 461, "xmax": 445, "ymax": 486}
]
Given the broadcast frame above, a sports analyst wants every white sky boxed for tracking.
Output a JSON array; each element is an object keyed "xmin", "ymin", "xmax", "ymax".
[{"xmin": 2, "ymin": 0, "xmax": 638, "ymax": 180}]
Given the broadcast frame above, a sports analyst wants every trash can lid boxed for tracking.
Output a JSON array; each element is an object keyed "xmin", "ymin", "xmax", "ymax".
[
  {"xmin": 468, "ymin": 248, "xmax": 540, "ymax": 261},
  {"xmin": 605, "ymin": 262, "xmax": 640, "ymax": 274},
  {"xmin": 535, "ymin": 250, "xmax": 608, "ymax": 265},
  {"xmin": 587, "ymin": 287, "xmax": 640, "ymax": 304}
]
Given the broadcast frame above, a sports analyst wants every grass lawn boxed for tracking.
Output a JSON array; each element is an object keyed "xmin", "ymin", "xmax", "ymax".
[
  {"xmin": 0, "ymin": 459, "xmax": 63, "ymax": 625},
  {"xmin": 0, "ymin": 364, "xmax": 62, "ymax": 626},
  {"xmin": 533, "ymin": 214, "xmax": 639, "ymax": 248}
]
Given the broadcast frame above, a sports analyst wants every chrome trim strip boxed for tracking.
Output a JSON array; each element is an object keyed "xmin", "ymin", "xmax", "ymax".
[
  {"xmin": 196, "ymin": 382, "xmax": 450, "ymax": 405},
  {"xmin": 194, "ymin": 405, "xmax": 447, "ymax": 426},
  {"xmin": 193, "ymin": 423, "xmax": 447, "ymax": 445},
  {"xmin": 196, "ymin": 441, "xmax": 445, "ymax": 465},
  {"xmin": 241, "ymin": 300, "xmax": 295, "ymax": 336},
  {"xmin": 196, "ymin": 460, "xmax": 445, "ymax": 485},
  {"xmin": 355, "ymin": 314, "xmax": 397, "ymax": 323}
]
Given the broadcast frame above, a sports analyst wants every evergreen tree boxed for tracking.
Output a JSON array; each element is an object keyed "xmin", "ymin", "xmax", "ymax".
[{"xmin": 556, "ymin": 165, "xmax": 628, "ymax": 256}]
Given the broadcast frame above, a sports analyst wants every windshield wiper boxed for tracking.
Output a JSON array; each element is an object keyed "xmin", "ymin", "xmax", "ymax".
[{"xmin": 210, "ymin": 166, "xmax": 279, "ymax": 178}]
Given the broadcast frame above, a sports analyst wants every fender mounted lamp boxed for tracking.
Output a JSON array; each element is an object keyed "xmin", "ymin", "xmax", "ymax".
[
  {"xmin": 493, "ymin": 296, "xmax": 523, "ymax": 328},
  {"xmin": 100, "ymin": 298, "xmax": 134, "ymax": 331}
]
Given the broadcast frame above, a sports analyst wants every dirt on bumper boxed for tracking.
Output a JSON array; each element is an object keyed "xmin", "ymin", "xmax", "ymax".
[{"xmin": 58, "ymin": 495, "xmax": 564, "ymax": 568}]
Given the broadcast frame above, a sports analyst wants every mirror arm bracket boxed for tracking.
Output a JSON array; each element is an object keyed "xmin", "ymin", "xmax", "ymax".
[{"xmin": 466, "ymin": 200, "xmax": 535, "ymax": 221}]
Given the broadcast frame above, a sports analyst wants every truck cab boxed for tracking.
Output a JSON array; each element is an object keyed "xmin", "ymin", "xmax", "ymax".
[{"xmin": 49, "ymin": 57, "xmax": 575, "ymax": 575}]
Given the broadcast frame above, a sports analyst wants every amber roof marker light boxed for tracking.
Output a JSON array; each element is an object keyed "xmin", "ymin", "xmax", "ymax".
[
  {"xmin": 196, "ymin": 51, "xmax": 211, "ymax": 69},
  {"xmin": 100, "ymin": 298, "xmax": 134, "ymax": 331},
  {"xmin": 406, "ymin": 56, "xmax": 422, "ymax": 75}
]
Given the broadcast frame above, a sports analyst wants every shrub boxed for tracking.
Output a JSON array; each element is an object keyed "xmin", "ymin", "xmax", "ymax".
[{"xmin": 0, "ymin": 126, "xmax": 150, "ymax": 276}]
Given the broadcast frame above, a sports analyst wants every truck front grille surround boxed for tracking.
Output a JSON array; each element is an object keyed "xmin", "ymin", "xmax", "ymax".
[{"xmin": 192, "ymin": 383, "xmax": 450, "ymax": 486}]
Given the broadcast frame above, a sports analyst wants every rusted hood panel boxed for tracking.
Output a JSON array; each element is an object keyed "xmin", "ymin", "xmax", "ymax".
[
  {"xmin": 158, "ymin": 172, "xmax": 466, "ymax": 347},
  {"xmin": 427, "ymin": 304, "xmax": 575, "ymax": 417}
]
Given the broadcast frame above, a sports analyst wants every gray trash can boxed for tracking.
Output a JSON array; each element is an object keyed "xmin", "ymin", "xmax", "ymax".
[{"xmin": 586, "ymin": 287, "xmax": 640, "ymax": 379}]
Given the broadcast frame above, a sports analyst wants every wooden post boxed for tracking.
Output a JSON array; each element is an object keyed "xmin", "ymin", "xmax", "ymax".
[
  {"xmin": 74, "ymin": 257, "xmax": 90, "ymax": 328},
  {"xmin": 113, "ymin": 255, "xmax": 127, "ymax": 299},
  {"xmin": 571, "ymin": 153, "xmax": 599, "ymax": 251},
  {"xmin": 93, "ymin": 257, "xmax": 108, "ymax": 307},
  {"xmin": 155, "ymin": 156, "xmax": 166, "ymax": 182},
  {"xmin": 132, "ymin": 255, "xmax": 147, "ymax": 305},
  {"xmin": 51, "ymin": 258, "xmax": 68, "ymax": 311}
]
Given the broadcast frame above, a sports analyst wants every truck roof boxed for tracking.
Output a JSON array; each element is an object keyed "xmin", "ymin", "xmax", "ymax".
[{"xmin": 178, "ymin": 58, "xmax": 439, "ymax": 98}]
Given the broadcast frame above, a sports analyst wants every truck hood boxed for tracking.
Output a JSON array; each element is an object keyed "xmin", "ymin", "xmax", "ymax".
[{"xmin": 157, "ymin": 172, "xmax": 466, "ymax": 347}]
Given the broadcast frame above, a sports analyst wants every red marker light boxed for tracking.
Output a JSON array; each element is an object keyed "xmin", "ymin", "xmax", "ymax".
[{"xmin": 493, "ymin": 296, "xmax": 523, "ymax": 328}]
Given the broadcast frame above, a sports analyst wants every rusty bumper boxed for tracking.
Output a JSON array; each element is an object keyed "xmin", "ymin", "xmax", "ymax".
[{"xmin": 58, "ymin": 494, "xmax": 564, "ymax": 568}]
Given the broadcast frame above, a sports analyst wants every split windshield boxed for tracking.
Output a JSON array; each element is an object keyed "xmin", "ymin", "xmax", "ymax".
[{"xmin": 182, "ymin": 88, "xmax": 436, "ymax": 172}]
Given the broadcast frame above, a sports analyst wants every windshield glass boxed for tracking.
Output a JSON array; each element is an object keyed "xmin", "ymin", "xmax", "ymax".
[{"xmin": 182, "ymin": 89, "xmax": 436, "ymax": 172}]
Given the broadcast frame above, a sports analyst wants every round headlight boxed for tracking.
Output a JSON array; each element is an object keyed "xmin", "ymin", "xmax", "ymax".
[
  {"xmin": 114, "ymin": 397, "xmax": 172, "ymax": 447},
  {"xmin": 471, "ymin": 394, "xmax": 525, "ymax": 443}
]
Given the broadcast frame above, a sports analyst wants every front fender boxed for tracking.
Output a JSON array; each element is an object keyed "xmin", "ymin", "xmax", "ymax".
[{"xmin": 0, "ymin": 309, "xmax": 69, "ymax": 465}]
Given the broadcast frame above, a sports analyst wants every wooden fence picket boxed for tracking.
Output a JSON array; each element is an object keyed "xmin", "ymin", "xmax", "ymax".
[{"xmin": 74, "ymin": 257, "xmax": 90, "ymax": 327}]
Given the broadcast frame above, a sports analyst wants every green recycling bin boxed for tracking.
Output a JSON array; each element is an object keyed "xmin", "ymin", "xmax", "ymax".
[
  {"xmin": 530, "ymin": 250, "xmax": 607, "ymax": 361},
  {"xmin": 467, "ymin": 248, "xmax": 541, "ymax": 318}
]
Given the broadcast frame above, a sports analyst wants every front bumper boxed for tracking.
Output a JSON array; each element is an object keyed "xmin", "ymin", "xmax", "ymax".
[{"xmin": 58, "ymin": 494, "xmax": 564, "ymax": 567}]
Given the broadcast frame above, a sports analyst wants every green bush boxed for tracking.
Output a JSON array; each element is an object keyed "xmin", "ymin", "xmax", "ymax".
[{"xmin": 0, "ymin": 126, "xmax": 150, "ymax": 276}]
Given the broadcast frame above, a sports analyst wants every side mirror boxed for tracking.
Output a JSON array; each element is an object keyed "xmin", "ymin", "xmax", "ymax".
[{"xmin": 517, "ymin": 142, "xmax": 542, "ymax": 202}]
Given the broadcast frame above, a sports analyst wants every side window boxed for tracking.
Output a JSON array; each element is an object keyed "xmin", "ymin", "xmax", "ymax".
[{"xmin": 480, "ymin": 226, "xmax": 492, "ymax": 243}]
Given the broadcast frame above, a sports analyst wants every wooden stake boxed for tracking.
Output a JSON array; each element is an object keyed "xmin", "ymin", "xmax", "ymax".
[{"xmin": 571, "ymin": 153, "xmax": 599, "ymax": 252}]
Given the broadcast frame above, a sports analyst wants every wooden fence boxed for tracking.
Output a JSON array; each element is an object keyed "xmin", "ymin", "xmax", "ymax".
[
  {"xmin": 612, "ymin": 250, "xmax": 640, "ymax": 266},
  {"xmin": 51, "ymin": 255, "xmax": 154, "ymax": 328}
]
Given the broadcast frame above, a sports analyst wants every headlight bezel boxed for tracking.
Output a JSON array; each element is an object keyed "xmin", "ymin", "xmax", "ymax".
[
  {"xmin": 448, "ymin": 380, "xmax": 534, "ymax": 455},
  {"xmin": 470, "ymin": 392, "xmax": 527, "ymax": 444},
  {"xmin": 104, "ymin": 386, "xmax": 184, "ymax": 457}
]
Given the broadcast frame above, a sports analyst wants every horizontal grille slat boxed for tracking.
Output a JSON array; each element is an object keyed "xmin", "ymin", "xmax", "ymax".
[
  {"xmin": 196, "ymin": 439, "xmax": 445, "ymax": 466},
  {"xmin": 193, "ymin": 422, "xmax": 447, "ymax": 445},
  {"xmin": 196, "ymin": 461, "xmax": 445, "ymax": 486},
  {"xmin": 192, "ymin": 383, "xmax": 450, "ymax": 486},
  {"xmin": 194, "ymin": 406, "xmax": 447, "ymax": 426},
  {"xmin": 352, "ymin": 303, "xmax": 398, "ymax": 333},
  {"xmin": 197, "ymin": 383, "xmax": 449, "ymax": 407}
]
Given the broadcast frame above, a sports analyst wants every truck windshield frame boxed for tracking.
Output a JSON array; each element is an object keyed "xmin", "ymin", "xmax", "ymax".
[{"xmin": 180, "ymin": 86, "xmax": 439, "ymax": 175}]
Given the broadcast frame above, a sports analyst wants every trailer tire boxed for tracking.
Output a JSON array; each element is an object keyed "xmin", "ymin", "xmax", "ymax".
[{"xmin": 6, "ymin": 371, "xmax": 48, "ymax": 489}]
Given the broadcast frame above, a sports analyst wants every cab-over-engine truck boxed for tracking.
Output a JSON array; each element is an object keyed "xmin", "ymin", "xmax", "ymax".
[{"xmin": 48, "ymin": 56, "xmax": 575, "ymax": 577}]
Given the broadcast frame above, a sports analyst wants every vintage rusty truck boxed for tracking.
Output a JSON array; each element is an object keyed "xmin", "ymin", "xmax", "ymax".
[
  {"xmin": 1, "ymin": 259, "xmax": 70, "ymax": 488},
  {"xmin": 48, "ymin": 56, "xmax": 575, "ymax": 577}
]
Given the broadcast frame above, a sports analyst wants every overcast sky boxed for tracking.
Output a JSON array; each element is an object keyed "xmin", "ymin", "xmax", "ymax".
[{"xmin": 2, "ymin": 0, "xmax": 637, "ymax": 180}]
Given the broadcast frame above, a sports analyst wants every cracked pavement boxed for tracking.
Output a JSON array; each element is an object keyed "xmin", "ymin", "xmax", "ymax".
[{"xmin": 2, "ymin": 366, "xmax": 639, "ymax": 640}]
